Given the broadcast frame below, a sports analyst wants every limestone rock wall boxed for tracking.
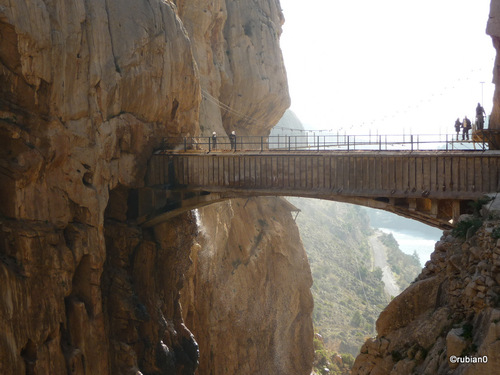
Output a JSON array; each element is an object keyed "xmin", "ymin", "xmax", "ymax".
[
  {"xmin": 174, "ymin": 0, "xmax": 289, "ymax": 137},
  {"xmin": 488, "ymin": 0, "xmax": 500, "ymax": 129},
  {"xmin": 0, "ymin": 0, "xmax": 309, "ymax": 374},
  {"xmin": 180, "ymin": 197, "xmax": 314, "ymax": 375},
  {"xmin": 1, "ymin": 1, "xmax": 201, "ymax": 373},
  {"xmin": 352, "ymin": 205, "xmax": 500, "ymax": 374}
]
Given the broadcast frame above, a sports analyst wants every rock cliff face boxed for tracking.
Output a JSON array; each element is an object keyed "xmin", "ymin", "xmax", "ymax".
[
  {"xmin": 181, "ymin": 197, "xmax": 314, "ymax": 375},
  {"xmin": 352, "ymin": 199, "xmax": 500, "ymax": 374},
  {"xmin": 488, "ymin": 0, "xmax": 500, "ymax": 130},
  {"xmin": 0, "ymin": 1, "xmax": 310, "ymax": 374}
]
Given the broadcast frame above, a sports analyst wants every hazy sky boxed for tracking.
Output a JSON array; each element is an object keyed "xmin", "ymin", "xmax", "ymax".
[{"xmin": 279, "ymin": 0, "xmax": 496, "ymax": 134}]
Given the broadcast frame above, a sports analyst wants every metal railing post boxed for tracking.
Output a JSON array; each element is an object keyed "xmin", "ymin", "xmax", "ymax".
[
  {"xmin": 184, "ymin": 137, "xmax": 187, "ymax": 151},
  {"xmin": 347, "ymin": 135, "xmax": 350, "ymax": 151},
  {"xmin": 411, "ymin": 135, "xmax": 413, "ymax": 151},
  {"xmin": 261, "ymin": 136, "xmax": 264, "ymax": 152},
  {"xmin": 208, "ymin": 136, "xmax": 211, "ymax": 152},
  {"xmin": 317, "ymin": 136, "xmax": 320, "ymax": 151}
]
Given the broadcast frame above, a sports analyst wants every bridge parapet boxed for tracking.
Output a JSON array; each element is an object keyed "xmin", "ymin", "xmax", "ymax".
[
  {"xmin": 160, "ymin": 133, "xmax": 487, "ymax": 153},
  {"xmin": 138, "ymin": 150, "xmax": 500, "ymax": 229}
]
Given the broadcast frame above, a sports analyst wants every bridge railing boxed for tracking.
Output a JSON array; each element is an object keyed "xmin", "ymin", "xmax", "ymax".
[{"xmin": 157, "ymin": 133, "xmax": 488, "ymax": 153}]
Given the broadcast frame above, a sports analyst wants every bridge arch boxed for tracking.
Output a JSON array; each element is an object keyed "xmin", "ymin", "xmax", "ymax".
[{"xmin": 135, "ymin": 143, "xmax": 500, "ymax": 229}]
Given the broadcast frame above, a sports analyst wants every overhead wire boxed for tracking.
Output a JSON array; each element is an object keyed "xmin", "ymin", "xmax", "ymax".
[
  {"xmin": 201, "ymin": 63, "xmax": 493, "ymax": 135},
  {"xmin": 201, "ymin": 89, "xmax": 266, "ymax": 128}
]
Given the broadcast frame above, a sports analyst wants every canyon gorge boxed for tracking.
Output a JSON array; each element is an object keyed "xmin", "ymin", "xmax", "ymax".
[{"xmin": 2, "ymin": 0, "xmax": 500, "ymax": 374}]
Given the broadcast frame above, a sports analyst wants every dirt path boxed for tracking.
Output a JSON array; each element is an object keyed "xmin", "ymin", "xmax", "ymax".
[{"xmin": 369, "ymin": 233, "xmax": 401, "ymax": 297}]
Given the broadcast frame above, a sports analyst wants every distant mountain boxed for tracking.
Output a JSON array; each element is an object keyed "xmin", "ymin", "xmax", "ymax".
[{"xmin": 271, "ymin": 109, "xmax": 306, "ymax": 134}]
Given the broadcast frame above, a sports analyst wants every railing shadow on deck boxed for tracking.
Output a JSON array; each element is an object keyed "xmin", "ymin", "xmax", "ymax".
[{"xmin": 157, "ymin": 133, "xmax": 489, "ymax": 153}]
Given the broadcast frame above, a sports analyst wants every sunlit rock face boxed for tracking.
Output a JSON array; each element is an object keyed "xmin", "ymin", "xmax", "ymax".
[
  {"xmin": 175, "ymin": 0, "xmax": 290, "ymax": 136},
  {"xmin": 173, "ymin": 2, "xmax": 312, "ymax": 374},
  {"xmin": 487, "ymin": 0, "xmax": 500, "ymax": 130},
  {"xmin": 181, "ymin": 197, "xmax": 314, "ymax": 375},
  {"xmin": 0, "ymin": 0, "xmax": 200, "ymax": 225},
  {"xmin": 0, "ymin": 0, "xmax": 307, "ymax": 374}
]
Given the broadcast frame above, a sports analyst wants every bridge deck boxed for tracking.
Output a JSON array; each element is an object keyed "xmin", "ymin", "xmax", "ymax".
[
  {"xmin": 141, "ymin": 150, "xmax": 500, "ymax": 228},
  {"xmin": 148, "ymin": 150, "xmax": 500, "ymax": 199}
]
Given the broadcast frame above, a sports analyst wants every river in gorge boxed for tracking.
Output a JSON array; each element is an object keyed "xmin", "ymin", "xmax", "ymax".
[{"xmin": 364, "ymin": 208, "xmax": 443, "ymax": 267}]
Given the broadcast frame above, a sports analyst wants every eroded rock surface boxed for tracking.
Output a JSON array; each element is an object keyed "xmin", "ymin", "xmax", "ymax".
[
  {"xmin": 181, "ymin": 197, "xmax": 314, "ymax": 375},
  {"xmin": 353, "ymin": 202, "xmax": 500, "ymax": 374},
  {"xmin": 0, "ymin": 0, "xmax": 308, "ymax": 374}
]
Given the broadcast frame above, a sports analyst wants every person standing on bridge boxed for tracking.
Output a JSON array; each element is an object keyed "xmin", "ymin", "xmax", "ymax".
[
  {"xmin": 229, "ymin": 130, "xmax": 236, "ymax": 151},
  {"xmin": 212, "ymin": 131, "xmax": 217, "ymax": 150},
  {"xmin": 454, "ymin": 118, "xmax": 461, "ymax": 140},
  {"xmin": 476, "ymin": 102, "xmax": 486, "ymax": 130},
  {"xmin": 462, "ymin": 116, "xmax": 471, "ymax": 141}
]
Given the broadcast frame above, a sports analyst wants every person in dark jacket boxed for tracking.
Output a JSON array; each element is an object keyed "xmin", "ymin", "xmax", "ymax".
[
  {"xmin": 462, "ymin": 116, "xmax": 471, "ymax": 140},
  {"xmin": 229, "ymin": 130, "xmax": 236, "ymax": 150},
  {"xmin": 454, "ymin": 118, "xmax": 461, "ymax": 140},
  {"xmin": 476, "ymin": 103, "xmax": 486, "ymax": 130},
  {"xmin": 212, "ymin": 131, "xmax": 217, "ymax": 150}
]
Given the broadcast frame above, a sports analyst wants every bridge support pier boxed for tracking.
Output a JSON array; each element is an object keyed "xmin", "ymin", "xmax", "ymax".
[
  {"xmin": 430, "ymin": 199, "xmax": 439, "ymax": 219},
  {"xmin": 452, "ymin": 200, "xmax": 461, "ymax": 225},
  {"xmin": 408, "ymin": 198, "xmax": 417, "ymax": 212}
]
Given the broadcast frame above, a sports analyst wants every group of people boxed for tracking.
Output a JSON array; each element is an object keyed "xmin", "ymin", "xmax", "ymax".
[
  {"xmin": 211, "ymin": 130, "xmax": 237, "ymax": 150},
  {"xmin": 454, "ymin": 103, "xmax": 486, "ymax": 141}
]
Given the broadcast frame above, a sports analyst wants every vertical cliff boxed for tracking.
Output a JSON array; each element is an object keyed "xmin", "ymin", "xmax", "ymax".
[
  {"xmin": 0, "ymin": 0, "xmax": 311, "ymax": 374},
  {"xmin": 487, "ymin": 0, "xmax": 500, "ymax": 130},
  {"xmin": 181, "ymin": 197, "xmax": 314, "ymax": 375}
]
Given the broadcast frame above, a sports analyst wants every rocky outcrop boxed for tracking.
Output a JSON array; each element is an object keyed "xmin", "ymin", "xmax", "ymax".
[
  {"xmin": 174, "ymin": 0, "xmax": 289, "ymax": 136},
  {"xmin": 0, "ymin": 0, "xmax": 309, "ymax": 374},
  {"xmin": 1, "ymin": 1, "xmax": 200, "ymax": 373},
  {"xmin": 487, "ymin": 0, "xmax": 500, "ymax": 130},
  {"xmin": 181, "ymin": 197, "xmax": 314, "ymax": 375},
  {"xmin": 352, "ymin": 199, "xmax": 500, "ymax": 374}
]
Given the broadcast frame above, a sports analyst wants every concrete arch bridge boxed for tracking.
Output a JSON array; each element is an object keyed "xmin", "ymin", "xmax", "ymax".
[{"xmin": 135, "ymin": 134, "xmax": 500, "ymax": 230}]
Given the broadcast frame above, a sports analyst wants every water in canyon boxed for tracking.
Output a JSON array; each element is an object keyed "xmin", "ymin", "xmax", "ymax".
[{"xmin": 364, "ymin": 208, "xmax": 443, "ymax": 267}]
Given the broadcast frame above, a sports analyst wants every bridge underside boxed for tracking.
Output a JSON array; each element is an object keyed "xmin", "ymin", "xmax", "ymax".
[{"xmin": 134, "ymin": 187, "xmax": 473, "ymax": 230}]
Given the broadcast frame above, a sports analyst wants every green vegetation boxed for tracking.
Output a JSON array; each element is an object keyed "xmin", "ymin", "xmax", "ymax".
[
  {"xmin": 453, "ymin": 197, "xmax": 492, "ymax": 239},
  {"xmin": 288, "ymin": 198, "xmax": 422, "ymax": 364},
  {"xmin": 452, "ymin": 217, "xmax": 483, "ymax": 239},
  {"xmin": 461, "ymin": 322, "xmax": 474, "ymax": 340},
  {"xmin": 491, "ymin": 227, "xmax": 500, "ymax": 239},
  {"xmin": 313, "ymin": 333, "xmax": 354, "ymax": 375},
  {"xmin": 469, "ymin": 196, "xmax": 493, "ymax": 216}
]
